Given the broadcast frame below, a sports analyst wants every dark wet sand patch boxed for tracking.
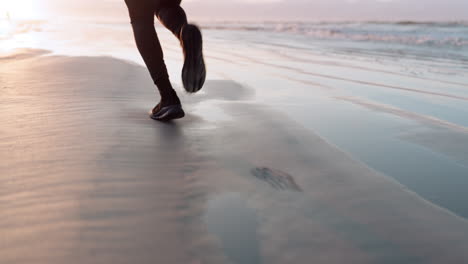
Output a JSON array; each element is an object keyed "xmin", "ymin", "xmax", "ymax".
[{"xmin": 251, "ymin": 167, "xmax": 302, "ymax": 192}]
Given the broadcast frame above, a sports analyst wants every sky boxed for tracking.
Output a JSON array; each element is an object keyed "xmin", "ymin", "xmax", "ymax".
[{"xmin": 1, "ymin": 0, "xmax": 468, "ymax": 21}]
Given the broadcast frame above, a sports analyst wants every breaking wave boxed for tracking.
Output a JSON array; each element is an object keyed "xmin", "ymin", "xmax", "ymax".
[{"xmin": 200, "ymin": 21, "xmax": 468, "ymax": 48}]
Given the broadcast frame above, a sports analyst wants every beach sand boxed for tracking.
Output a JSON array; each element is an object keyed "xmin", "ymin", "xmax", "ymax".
[{"xmin": 1, "ymin": 49, "xmax": 468, "ymax": 263}]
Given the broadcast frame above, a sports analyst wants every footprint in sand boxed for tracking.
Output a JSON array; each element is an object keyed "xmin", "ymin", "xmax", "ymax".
[{"xmin": 251, "ymin": 167, "xmax": 302, "ymax": 192}]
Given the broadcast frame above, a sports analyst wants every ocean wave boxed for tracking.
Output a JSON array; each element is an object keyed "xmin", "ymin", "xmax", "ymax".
[
  {"xmin": 393, "ymin": 21, "xmax": 468, "ymax": 27},
  {"xmin": 0, "ymin": 19, "xmax": 44, "ymax": 39},
  {"xmin": 200, "ymin": 21, "xmax": 468, "ymax": 48}
]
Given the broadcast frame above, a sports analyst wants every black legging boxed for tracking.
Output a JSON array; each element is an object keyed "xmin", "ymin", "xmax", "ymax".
[{"xmin": 124, "ymin": 0, "xmax": 187, "ymax": 91}]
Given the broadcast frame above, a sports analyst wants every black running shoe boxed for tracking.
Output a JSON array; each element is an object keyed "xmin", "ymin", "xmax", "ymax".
[
  {"xmin": 150, "ymin": 104, "xmax": 185, "ymax": 121},
  {"xmin": 180, "ymin": 24, "xmax": 206, "ymax": 93}
]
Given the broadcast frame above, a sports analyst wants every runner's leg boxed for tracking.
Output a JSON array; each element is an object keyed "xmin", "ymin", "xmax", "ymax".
[
  {"xmin": 156, "ymin": 4, "xmax": 187, "ymax": 39},
  {"xmin": 156, "ymin": 1, "xmax": 206, "ymax": 93},
  {"xmin": 124, "ymin": 0, "xmax": 180, "ymax": 106}
]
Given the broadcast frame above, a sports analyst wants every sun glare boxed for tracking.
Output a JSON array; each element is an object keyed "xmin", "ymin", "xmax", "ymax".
[{"xmin": 0, "ymin": 0, "xmax": 44, "ymax": 20}]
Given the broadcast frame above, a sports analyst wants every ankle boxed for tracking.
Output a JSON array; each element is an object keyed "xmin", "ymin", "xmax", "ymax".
[
  {"xmin": 155, "ymin": 77, "xmax": 180, "ymax": 106},
  {"xmin": 161, "ymin": 90, "xmax": 181, "ymax": 107}
]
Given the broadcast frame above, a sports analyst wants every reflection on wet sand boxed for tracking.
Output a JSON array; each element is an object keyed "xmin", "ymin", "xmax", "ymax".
[
  {"xmin": 1, "ymin": 51, "xmax": 468, "ymax": 264},
  {"xmin": 205, "ymin": 193, "xmax": 261, "ymax": 264}
]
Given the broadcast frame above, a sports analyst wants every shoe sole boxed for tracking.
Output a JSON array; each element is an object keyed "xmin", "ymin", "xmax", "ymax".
[
  {"xmin": 181, "ymin": 24, "xmax": 206, "ymax": 93},
  {"xmin": 150, "ymin": 105, "xmax": 185, "ymax": 122}
]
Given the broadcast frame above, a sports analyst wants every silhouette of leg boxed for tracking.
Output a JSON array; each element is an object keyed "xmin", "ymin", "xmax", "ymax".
[
  {"xmin": 125, "ymin": 0, "xmax": 180, "ymax": 107},
  {"xmin": 156, "ymin": 5, "xmax": 188, "ymax": 39},
  {"xmin": 156, "ymin": 3, "xmax": 206, "ymax": 93}
]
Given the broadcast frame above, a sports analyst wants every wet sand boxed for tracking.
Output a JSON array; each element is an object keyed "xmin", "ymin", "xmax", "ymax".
[{"xmin": 1, "ymin": 49, "xmax": 468, "ymax": 263}]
